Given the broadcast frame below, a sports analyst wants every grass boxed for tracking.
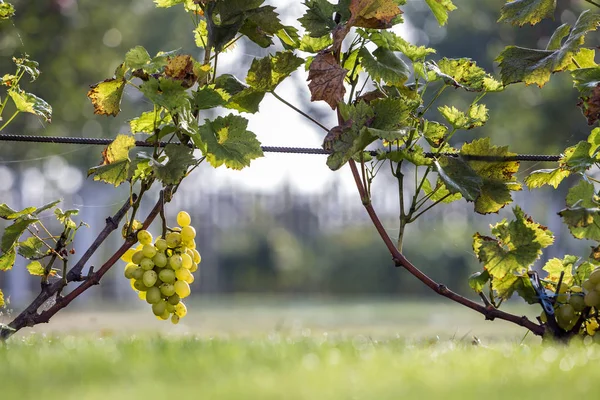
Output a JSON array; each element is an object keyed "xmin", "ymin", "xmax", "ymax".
[{"xmin": 2, "ymin": 299, "xmax": 597, "ymax": 399}]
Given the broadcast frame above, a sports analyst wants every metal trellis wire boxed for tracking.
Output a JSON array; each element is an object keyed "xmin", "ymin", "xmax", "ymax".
[{"xmin": 0, "ymin": 133, "xmax": 562, "ymax": 162}]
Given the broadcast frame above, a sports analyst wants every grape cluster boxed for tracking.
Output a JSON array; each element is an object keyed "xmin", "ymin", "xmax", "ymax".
[
  {"xmin": 541, "ymin": 268, "xmax": 600, "ymax": 336},
  {"xmin": 121, "ymin": 211, "xmax": 200, "ymax": 324}
]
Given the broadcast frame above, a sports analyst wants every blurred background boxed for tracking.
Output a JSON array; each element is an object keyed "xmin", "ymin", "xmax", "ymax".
[{"xmin": 0, "ymin": 0, "xmax": 598, "ymax": 338}]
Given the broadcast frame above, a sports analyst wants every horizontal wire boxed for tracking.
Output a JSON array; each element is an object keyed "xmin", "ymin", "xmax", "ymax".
[{"xmin": 0, "ymin": 133, "xmax": 562, "ymax": 162}]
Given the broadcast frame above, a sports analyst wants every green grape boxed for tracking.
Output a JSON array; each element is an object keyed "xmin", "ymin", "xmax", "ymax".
[
  {"xmin": 132, "ymin": 267, "xmax": 145, "ymax": 281},
  {"xmin": 152, "ymin": 300, "xmax": 167, "ymax": 317},
  {"xmin": 556, "ymin": 304, "xmax": 576, "ymax": 330},
  {"xmin": 169, "ymin": 254, "xmax": 183, "ymax": 270},
  {"xmin": 160, "ymin": 283, "xmax": 176, "ymax": 297},
  {"xmin": 166, "ymin": 232, "xmax": 182, "ymax": 248},
  {"xmin": 146, "ymin": 287, "xmax": 162, "ymax": 304},
  {"xmin": 583, "ymin": 279, "xmax": 596, "ymax": 292},
  {"xmin": 153, "ymin": 252, "xmax": 168, "ymax": 268},
  {"xmin": 131, "ymin": 251, "xmax": 145, "ymax": 265},
  {"xmin": 189, "ymin": 262, "xmax": 198, "ymax": 273},
  {"xmin": 191, "ymin": 248, "xmax": 201, "ymax": 264},
  {"xmin": 124, "ymin": 263, "xmax": 138, "ymax": 279},
  {"xmin": 571, "ymin": 285, "xmax": 583, "ymax": 293},
  {"xmin": 142, "ymin": 244, "xmax": 157, "ymax": 259},
  {"xmin": 137, "ymin": 230, "xmax": 153, "ymax": 245},
  {"xmin": 142, "ymin": 270, "xmax": 158, "ymax": 287},
  {"xmin": 171, "ymin": 314, "xmax": 180, "ymax": 324},
  {"xmin": 175, "ymin": 268, "xmax": 192, "ymax": 282},
  {"xmin": 174, "ymin": 280, "xmax": 191, "ymax": 298},
  {"xmin": 570, "ymin": 294, "xmax": 587, "ymax": 312},
  {"xmin": 174, "ymin": 301, "xmax": 187, "ymax": 318},
  {"xmin": 183, "ymin": 240, "xmax": 196, "ymax": 250},
  {"xmin": 181, "ymin": 253, "xmax": 193, "ymax": 270},
  {"xmin": 181, "ymin": 226, "xmax": 196, "ymax": 242},
  {"xmin": 159, "ymin": 309, "xmax": 170, "ymax": 320},
  {"xmin": 158, "ymin": 268, "xmax": 176, "ymax": 284},
  {"xmin": 539, "ymin": 311, "xmax": 547, "ymax": 323},
  {"xmin": 168, "ymin": 294, "xmax": 180, "ymax": 305},
  {"xmin": 134, "ymin": 279, "xmax": 148, "ymax": 292},
  {"xmin": 177, "ymin": 211, "xmax": 191, "ymax": 227},
  {"xmin": 155, "ymin": 238, "xmax": 168, "ymax": 252},
  {"xmin": 585, "ymin": 290, "xmax": 600, "ymax": 307},
  {"xmin": 166, "ymin": 303, "xmax": 176, "ymax": 313},
  {"xmin": 590, "ymin": 269, "xmax": 600, "ymax": 284},
  {"xmin": 121, "ymin": 248, "xmax": 136, "ymax": 263},
  {"xmin": 140, "ymin": 258, "xmax": 155, "ymax": 271}
]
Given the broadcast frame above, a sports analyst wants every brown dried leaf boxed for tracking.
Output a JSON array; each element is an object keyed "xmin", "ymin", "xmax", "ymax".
[
  {"xmin": 578, "ymin": 84, "xmax": 600, "ymax": 125},
  {"xmin": 165, "ymin": 55, "xmax": 198, "ymax": 89},
  {"xmin": 307, "ymin": 52, "xmax": 348, "ymax": 109},
  {"xmin": 349, "ymin": 0, "xmax": 402, "ymax": 29}
]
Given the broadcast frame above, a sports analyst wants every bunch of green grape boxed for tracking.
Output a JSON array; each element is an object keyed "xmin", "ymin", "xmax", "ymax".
[
  {"xmin": 120, "ymin": 211, "xmax": 200, "ymax": 324},
  {"xmin": 541, "ymin": 268, "xmax": 600, "ymax": 336}
]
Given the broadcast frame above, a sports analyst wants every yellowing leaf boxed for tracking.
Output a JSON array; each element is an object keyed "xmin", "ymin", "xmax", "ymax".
[
  {"xmin": 8, "ymin": 88, "xmax": 52, "ymax": 122},
  {"xmin": 498, "ymin": 0, "xmax": 556, "ymax": 26},
  {"xmin": 424, "ymin": 0, "xmax": 457, "ymax": 26},
  {"xmin": 87, "ymin": 135, "xmax": 136, "ymax": 186},
  {"xmin": 349, "ymin": 0, "xmax": 402, "ymax": 29},
  {"xmin": 87, "ymin": 78, "xmax": 126, "ymax": 116},
  {"xmin": 524, "ymin": 168, "xmax": 570, "ymax": 189},
  {"xmin": 26, "ymin": 261, "xmax": 45, "ymax": 276}
]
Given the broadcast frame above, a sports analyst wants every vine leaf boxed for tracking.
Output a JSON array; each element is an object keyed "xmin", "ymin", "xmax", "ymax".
[
  {"xmin": 525, "ymin": 168, "xmax": 570, "ymax": 189},
  {"xmin": 307, "ymin": 52, "xmax": 348, "ymax": 109},
  {"xmin": 88, "ymin": 134, "xmax": 136, "ymax": 187},
  {"xmin": 424, "ymin": 0, "xmax": 457, "ymax": 26},
  {"xmin": 348, "ymin": 0, "xmax": 402, "ymax": 29},
  {"xmin": 8, "ymin": 88, "xmax": 52, "ymax": 122},
  {"xmin": 124, "ymin": 46, "xmax": 151, "ymax": 70},
  {"xmin": 151, "ymin": 144, "xmax": 196, "ymax": 185},
  {"xmin": 246, "ymin": 51, "xmax": 304, "ymax": 92},
  {"xmin": 0, "ymin": 204, "xmax": 36, "ymax": 220},
  {"xmin": 496, "ymin": 10, "xmax": 600, "ymax": 87},
  {"xmin": 427, "ymin": 58, "xmax": 503, "ymax": 92},
  {"xmin": 434, "ymin": 157, "xmax": 482, "ymax": 201},
  {"xmin": 139, "ymin": 77, "xmax": 189, "ymax": 111},
  {"xmin": 240, "ymin": 5, "xmax": 286, "ymax": 48},
  {"xmin": 468, "ymin": 270, "xmax": 490, "ymax": 293},
  {"xmin": 164, "ymin": 55, "xmax": 199, "ymax": 88},
  {"xmin": 1, "ymin": 217, "xmax": 38, "ymax": 253},
  {"xmin": 498, "ymin": 0, "xmax": 556, "ymax": 26},
  {"xmin": 87, "ymin": 78, "xmax": 126, "ymax": 116},
  {"xmin": 461, "ymin": 138, "xmax": 521, "ymax": 214},
  {"xmin": 276, "ymin": 25, "xmax": 301, "ymax": 50},
  {"xmin": 154, "ymin": 0, "xmax": 185, "ymax": 7},
  {"xmin": 572, "ymin": 68, "xmax": 600, "ymax": 125},
  {"xmin": 193, "ymin": 114, "xmax": 263, "ymax": 170},
  {"xmin": 129, "ymin": 109, "xmax": 172, "ymax": 134},
  {"xmin": 0, "ymin": 249, "xmax": 15, "ymax": 271},
  {"xmin": 299, "ymin": 34, "xmax": 333, "ymax": 53},
  {"xmin": 359, "ymin": 47, "xmax": 409, "ymax": 86},
  {"xmin": 542, "ymin": 255, "xmax": 578, "ymax": 288},
  {"xmin": 370, "ymin": 96, "xmax": 418, "ymax": 132},
  {"xmin": 438, "ymin": 104, "xmax": 488, "ymax": 130},
  {"xmin": 193, "ymin": 86, "xmax": 228, "ymax": 110},
  {"xmin": 574, "ymin": 261, "xmax": 594, "ymax": 284},
  {"xmin": 214, "ymin": 74, "xmax": 266, "ymax": 113},
  {"xmin": 299, "ymin": 0, "xmax": 337, "ymax": 38},
  {"xmin": 423, "ymin": 120, "xmax": 448, "ymax": 147},
  {"xmin": 54, "ymin": 208, "xmax": 79, "ymax": 230},
  {"xmin": 559, "ymin": 180, "xmax": 600, "ymax": 241},
  {"xmin": 358, "ymin": 29, "xmax": 435, "ymax": 61},
  {"xmin": 422, "ymin": 177, "xmax": 462, "ymax": 203},
  {"xmin": 17, "ymin": 236, "xmax": 46, "ymax": 259},
  {"xmin": 561, "ymin": 140, "xmax": 595, "ymax": 173},
  {"xmin": 473, "ymin": 207, "xmax": 554, "ymax": 301},
  {"xmin": 381, "ymin": 145, "xmax": 433, "ymax": 166},
  {"xmin": 26, "ymin": 261, "xmax": 45, "ymax": 276}
]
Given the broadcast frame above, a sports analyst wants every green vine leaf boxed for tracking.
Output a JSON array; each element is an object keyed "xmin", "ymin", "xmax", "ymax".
[
  {"xmin": 54, "ymin": 208, "xmax": 79, "ymax": 230},
  {"xmin": 0, "ymin": 249, "xmax": 15, "ymax": 271},
  {"xmin": 468, "ymin": 270, "xmax": 490, "ymax": 293},
  {"xmin": 87, "ymin": 134, "xmax": 136, "ymax": 187},
  {"xmin": 33, "ymin": 200, "xmax": 61, "ymax": 216},
  {"xmin": 276, "ymin": 26, "xmax": 301, "ymax": 50},
  {"xmin": 524, "ymin": 168, "xmax": 570, "ymax": 189},
  {"xmin": 359, "ymin": 47, "xmax": 409, "ymax": 87},
  {"xmin": 438, "ymin": 104, "xmax": 488, "ymax": 130},
  {"xmin": 299, "ymin": 34, "xmax": 332, "ymax": 53},
  {"xmin": 473, "ymin": 206, "xmax": 554, "ymax": 301},
  {"xmin": 424, "ymin": 0, "xmax": 457, "ymax": 26},
  {"xmin": 139, "ymin": 77, "xmax": 190, "ymax": 111},
  {"xmin": 246, "ymin": 51, "xmax": 304, "ymax": 92},
  {"xmin": 559, "ymin": 180, "xmax": 600, "ymax": 241},
  {"xmin": 125, "ymin": 46, "xmax": 152, "ymax": 70},
  {"xmin": 151, "ymin": 144, "xmax": 196, "ymax": 185},
  {"xmin": 434, "ymin": 157, "xmax": 482, "ymax": 201},
  {"xmin": 422, "ymin": 177, "xmax": 462, "ymax": 203},
  {"xmin": 13, "ymin": 55, "xmax": 40, "ymax": 81},
  {"xmin": 192, "ymin": 86, "xmax": 228, "ymax": 110},
  {"xmin": 574, "ymin": 261, "xmax": 595, "ymax": 285},
  {"xmin": 381, "ymin": 145, "xmax": 433, "ymax": 166},
  {"xmin": 560, "ymin": 141, "xmax": 595, "ymax": 173},
  {"xmin": 370, "ymin": 96, "xmax": 417, "ymax": 131},
  {"xmin": 240, "ymin": 6, "xmax": 285, "ymax": 48},
  {"xmin": 8, "ymin": 87, "xmax": 52, "ymax": 122},
  {"xmin": 17, "ymin": 236, "xmax": 46, "ymax": 259},
  {"xmin": 542, "ymin": 255, "xmax": 578, "ymax": 288},
  {"xmin": 299, "ymin": 0, "xmax": 337, "ymax": 38},
  {"xmin": 496, "ymin": 10, "xmax": 600, "ymax": 87},
  {"xmin": 154, "ymin": 0, "xmax": 185, "ymax": 7},
  {"xmin": 422, "ymin": 120, "xmax": 448, "ymax": 147},
  {"xmin": 214, "ymin": 74, "xmax": 266, "ymax": 113},
  {"xmin": 461, "ymin": 138, "xmax": 521, "ymax": 214},
  {"xmin": 358, "ymin": 29, "xmax": 435, "ymax": 61},
  {"xmin": 129, "ymin": 109, "xmax": 172, "ymax": 134},
  {"xmin": 571, "ymin": 68, "xmax": 600, "ymax": 125},
  {"xmin": 0, "ymin": 204, "xmax": 36, "ymax": 220},
  {"xmin": 427, "ymin": 58, "xmax": 502, "ymax": 92},
  {"xmin": 193, "ymin": 114, "xmax": 264, "ymax": 170},
  {"xmin": 1, "ymin": 217, "xmax": 39, "ymax": 253},
  {"xmin": 87, "ymin": 78, "xmax": 126, "ymax": 117},
  {"xmin": 498, "ymin": 0, "xmax": 556, "ymax": 26},
  {"xmin": 26, "ymin": 261, "xmax": 45, "ymax": 276}
]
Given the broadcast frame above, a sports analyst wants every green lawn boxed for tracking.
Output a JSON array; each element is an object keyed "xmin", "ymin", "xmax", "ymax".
[{"xmin": 1, "ymin": 299, "xmax": 597, "ymax": 399}]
